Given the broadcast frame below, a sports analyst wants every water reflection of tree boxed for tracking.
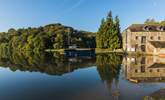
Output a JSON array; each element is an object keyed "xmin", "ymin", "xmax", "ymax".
[
  {"xmin": 96, "ymin": 54, "xmax": 123, "ymax": 98},
  {"xmin": 0, "ymin": 51, "xmax": 96, "ymax": 76}
]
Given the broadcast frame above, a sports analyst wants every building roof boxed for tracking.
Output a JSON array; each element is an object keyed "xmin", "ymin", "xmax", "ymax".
[
  {"xmin": 149, "ymin": 63, "xmax": 165, "ymax": 68},
  {"xmin": 127, "ymin": 24, "xmax": 165, "ymax": 32},
  {"xmin": 149, "ymin": 41, "xmax": 165, "ymax": 48}
]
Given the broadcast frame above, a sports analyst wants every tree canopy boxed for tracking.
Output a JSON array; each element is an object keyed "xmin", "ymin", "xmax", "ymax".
[
  {"xmin": 96, "ymin": 11, "xmax": 122, "ymax": 50},
  {"xmin": 0, "ymin": 23, "xmax": 96, "ymax": 54},
  {"xmin": 144, "ymin": 18, "xmax": 165, "ymax": 25}
]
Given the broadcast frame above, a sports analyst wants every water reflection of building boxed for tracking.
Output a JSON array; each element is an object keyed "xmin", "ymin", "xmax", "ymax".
[{"xmin": 123, "ymin": 56, "xmax": 165, "ymax": 83}]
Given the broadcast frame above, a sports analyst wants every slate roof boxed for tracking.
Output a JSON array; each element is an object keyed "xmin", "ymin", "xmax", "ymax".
[
  {"xmin": 149, "ymin": 41, "xmax": 165, "ymax": 48},
  {"xmin": 128, "ymin": 24, "xmax": 165, "ymax": 32}
]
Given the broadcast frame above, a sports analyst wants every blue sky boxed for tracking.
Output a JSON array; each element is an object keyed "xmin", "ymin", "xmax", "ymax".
[{"xmin": 0, "ymin": 0, "xmax": 165, "ymax": 32}]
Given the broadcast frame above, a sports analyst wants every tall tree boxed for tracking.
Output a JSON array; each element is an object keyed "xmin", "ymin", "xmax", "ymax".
[
  {"xmin": 106, "ymin": 11, "xmax": 114, "ymax": 49},
  {"xmin": 96, "ymin": 18, "xmax": 105, "ymax": 49},
  {"xmin": 114, "ymin": 16, "xmax": 122, "ymax": 49},
  {"xmin": 96, "ymin": 11, "xmax": 122, "ymax": 50}
]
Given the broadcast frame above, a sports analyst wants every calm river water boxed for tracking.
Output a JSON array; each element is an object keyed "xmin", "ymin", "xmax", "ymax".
[{"xmin": 0, "ymin": 52, "xmax": 165, "ymax": 100}]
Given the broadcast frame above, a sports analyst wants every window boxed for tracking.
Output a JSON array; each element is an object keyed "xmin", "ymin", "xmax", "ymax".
[
  {"xmin": 143, "ymin": 26, "xmax": 151, "ymax": 31},
  {"xmin": 135, "ymin": 36, "xmax": 138, "ymax": 40},
  {"xmin": 141, "ymin": 57, "xmax": 146, "ymax": 64},
  {"xmin": 150, "ymin": 36, "xmax": 153, "ymax": 40},
  {"xmin": 135, "ymin": 44, "xmax": 138, "ymax": 52},
  {"xmin": 141, "ymin": 66, "xmax": 145, "ymax": 73},
  {"xmin": 141, "ymin": 36, "xmax": 146, "ymax": 43},
  {"xmin": 158, "ymin": 36, "xmax": 161, "ymax": 40},
  {"xmin": 135, "ymin": 69, "xmax": 138, "ymax": 73},
  {"xmin": 135, "ymin": 58, "xmax": 137, "ymax": 65},
  {"xmin": 141, "ymin": 45, "xmax": 146, "ymax": 52}
]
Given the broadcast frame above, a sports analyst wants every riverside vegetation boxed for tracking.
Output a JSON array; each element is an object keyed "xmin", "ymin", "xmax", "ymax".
[
  {"xmin": 0, "ymin": 23, "xmax": 95, "ymax": 55},
  {"xmin": 0, "ymin": 11, "xmax": 123, "ymax": 55},
  {"xmin": 1, "ymin": 11, "xmax": 165, "ymax": 55}
]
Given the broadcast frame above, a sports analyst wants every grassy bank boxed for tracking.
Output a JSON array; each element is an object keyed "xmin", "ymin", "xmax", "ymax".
[{"xmin": 45, "ymin": 48, "xmax": 124, "ymax": 54}]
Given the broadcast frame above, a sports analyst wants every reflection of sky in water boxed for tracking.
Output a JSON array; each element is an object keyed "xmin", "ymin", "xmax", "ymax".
[
  {"xmin": 118, "ymin": 73, "xmax": 165, "ymax": 100},
  {"xmin": 0, "ymin": 64, "xmax": 165, "ymax": 100}
]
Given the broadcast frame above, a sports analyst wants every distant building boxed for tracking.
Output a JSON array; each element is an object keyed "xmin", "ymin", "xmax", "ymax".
[
  {"xmin": 122, "ymin": 24, "xmax": 165, "ymax": 55},
  {"xmin": 68, "ymin": 44, "xmax": 78, "ymax": 49}
]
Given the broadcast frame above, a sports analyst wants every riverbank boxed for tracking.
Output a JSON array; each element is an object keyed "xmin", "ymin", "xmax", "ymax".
[
  {"xmin": 95, "ymin": 48, "xmax": 124, "ymax": 54},
  {"xmin": 45, "ymin": 48, "xmax": 124, "ymax": 54},
  {"xmin": 45, "ymin": 49, "xmax": 65, "ymax": 54},
  {"xmin": 45, "ymin": 48, "xmax": 162, "ymax": 57}
]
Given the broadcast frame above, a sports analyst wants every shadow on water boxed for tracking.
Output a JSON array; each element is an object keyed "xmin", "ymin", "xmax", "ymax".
[
  {"xmin": 96, "ymin": 54, "xmax": 123, "ymax": 99},
  {"xmin": 0, "ymin": 51, "xmax": 97, "ymax": 76},
  {"xmin": 0, "ymin": 49, "xmax": 122, "ymax": 78},
  {"xmin": 1, "ymin": 51, "xmax": 124, "ymax": 99},
  {"xmin": 0, "ymin": 50, "xmax": 165, "ymax": 100},
  {"xmin": 96, "ymin": 54, "xmax": 122, "ymax": 87}
]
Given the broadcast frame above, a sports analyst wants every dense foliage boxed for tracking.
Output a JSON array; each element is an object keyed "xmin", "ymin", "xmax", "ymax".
[
  {"xmin": 96, "ymin": 11, "xmax": 122, "ymax": 50},
  {"xmin": 0, "ymin": 23, "xmax": 96, "ymax": 54},
  {"xmin": 144, "ymin": 18, "xmax": 165, "ymax": 25}
]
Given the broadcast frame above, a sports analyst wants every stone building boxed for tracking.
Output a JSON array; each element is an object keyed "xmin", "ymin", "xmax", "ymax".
[{"xmin": 122, "ymin": 24, "xmax": 165, "ymax": 55}]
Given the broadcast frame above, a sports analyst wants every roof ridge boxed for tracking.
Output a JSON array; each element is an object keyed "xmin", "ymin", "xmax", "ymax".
[{"xmin": 127, "ymin": 24, "xmax": 165, "ymax": 32}]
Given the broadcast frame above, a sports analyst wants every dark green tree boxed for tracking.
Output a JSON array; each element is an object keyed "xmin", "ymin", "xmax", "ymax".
[
  {"xmin": 96, "ymin": 11, "xmax": 122, "ymax": 50},
  {"xmin": 96, "ymin": 18, "xmax": 105, "ymax": 48}
]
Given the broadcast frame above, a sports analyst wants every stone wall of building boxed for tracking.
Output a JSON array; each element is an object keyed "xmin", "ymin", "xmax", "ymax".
[
  {"xmin": 123, "ymin": 28, "xmax": 165, "ymax": 54},
  {"xmin": 146, "ymin": 42, "xmax": 155, "ymax": 54}
]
